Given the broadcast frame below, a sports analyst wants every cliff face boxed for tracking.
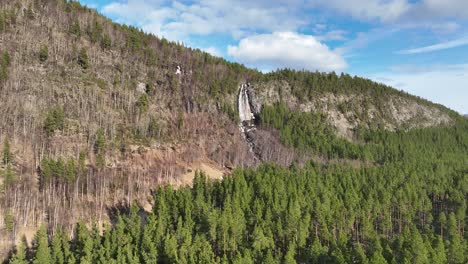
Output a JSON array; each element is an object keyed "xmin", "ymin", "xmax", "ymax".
[
  {"xmin": 252, "ymin": 80, "xmax": 452, "ymax": 138},
  {"xmin": 0, "ymin": 0, "xmax": 459, "ymax": 256}
]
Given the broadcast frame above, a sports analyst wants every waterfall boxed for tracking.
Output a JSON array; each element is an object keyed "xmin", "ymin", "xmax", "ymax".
[
  {"xmin": 238, "ymin": 84, "xmax": 255, "ymax": 123},
  {"xmin": 238, "ymin": 84, "xmax": 260, "ymax": 161}
]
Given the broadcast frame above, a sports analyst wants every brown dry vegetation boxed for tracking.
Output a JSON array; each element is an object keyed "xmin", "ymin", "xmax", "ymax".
[{"xmin": 0, "ymin": 0, "xmax": 256, "ymax": 255}]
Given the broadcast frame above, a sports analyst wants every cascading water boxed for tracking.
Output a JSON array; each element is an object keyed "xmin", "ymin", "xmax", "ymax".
[
  {"xmin": 238, "ymin": 84, "xmax": 255, "ymax": 126},
  {"xmin": 238, "ymin": 84, "xmax": 259, "ymax": 161}
]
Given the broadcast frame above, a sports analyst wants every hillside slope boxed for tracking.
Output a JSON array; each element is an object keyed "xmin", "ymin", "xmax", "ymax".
[{"xmin": 0, "ymin": 0, "xmax": 463, "ymax": 258}]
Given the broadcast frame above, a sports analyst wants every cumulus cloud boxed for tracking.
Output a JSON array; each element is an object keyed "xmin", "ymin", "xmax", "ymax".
[
  {"xmin": 227, "ymin": 32, "xmax": 347, "ymax": 72},
  {"xmin": 102, "ymin": 0, "xmax": 307, "ymax": 41}
]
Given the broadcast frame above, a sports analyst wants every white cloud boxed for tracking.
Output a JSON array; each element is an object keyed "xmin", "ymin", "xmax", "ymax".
[
  {"xmin": 396, "ymin": 36, "xmax": 468, "ymax": 54},
  {"xmin": 310, "ymin": 0, "xmax": 411, "ymax": 22},
  {"xmin": 336, "ymin": 27, "xmax": 401, "ymax": 55},
  {"xmin": 102, "ymin": 0, "xmax": 307, "ymax": 41},
  {"xmin": 429, "ymin": 22, "xmax": 460, "ymax": 34},
  {"xmin": 317, "ymin": 30, "xmax": 348, "ymax": 41},
  {"xmin": 314, "ymin": 24, "xmax": 327, "ymax": 32},
  {"xmin": 101, "ymin": 0, "xmax": 468, "ymax": 40},
  {"xmin": 201, "ymin": 46, "xmax": 222, "ymax": 57},
  {"xmin": 421, "ymin": 0, "xmax": 468, "ymax": 19},
  {"xmin": 369, "ymin": 64, "xmax": 468, "ymax": 114},
  {"xmin": 227, "ymin": 32, "xmax": 347, "ymax": 72},
  {"xmin": 389, "ymin": 64, "xmax": 468, "ymax": 73},
  {"xmin": 310, "ymin": 0, "xmax": 468, "ymax": 24}
]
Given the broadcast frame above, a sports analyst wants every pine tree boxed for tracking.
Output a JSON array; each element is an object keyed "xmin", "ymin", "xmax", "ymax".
[
  {"xmin": 3, "ymin": 164, "xmax": 15, "ymax": 187},
  {"xmin": 284, "ymin": 242, "xmax": 297, "ymax": 264},
  {"xmin": 3, "ymin": 211, "xmax": 14, "ymax": 232},
  {"xmin": 44, "ymin": 107, "xmax": 65, "ymax": 136},
  {"xmin": 309, "ymin": 237, "xmax": 327, "ymax": 262},
  {"xmin": 0, "ymin": 12, "xmax": 5, "ymax": 32},
  {"xmin": 33, "ymin": 226, "xmax": 52, "ymax": 264},
  {"xmin": 60, "ymin": 228, "xmax": 72, "ymax": 263},
  {"xmin": 382, "ymin": 243, "xmax": 396, "ymax": 264},
  {"xmin": 163, "ymin": 234, "xmax": 178, "ymax": 263},
  {"xmin": 75, "ymin": 221, "xmax": 93, "ymax": 264},
  {"xmin": 51, "ymin": 228, "xmax": 65, "ymax": 264},
  {"xmin": 430, "ymin": 236, "xmax": 447, "ymax": 264},
  {"xmin": 148, "ymin": 116, "xmax": 160, "ymax": 139},
  {"xmin": 252, "ymin": 225, "xmax": 274, "ymax": 254},
  {"xmin": 353, "ymin": 242, "xmax": 369, "ymax": 264},
  {"xmin": 9, "ymin": 239, "xmax": 28, "ymax": 264},
  {"xmin": 65, "ymin": 158, "xmax": 76, "ymax": 183},
  {"xmin": 192, "ymin": 235, "xmax": 216, "ymax": 264},
  {"xmin": 127, "ymin": 204, "xmax": 142, "ymax": 246},
  {"xmin": 370, "ymin": 240, "xmax": 388, "ymax": 264},
  {"xmin": 137, "ymin": 94, "xmax": 149, "ymax": 115},
  {"xmin": 100, "ymin": 227, "xmax": 113, "ymax": 262},
  {"xmin": 370, "ymin": 251, "xmax": 388, "ymax": 264},
  {"xmin": 407, "ymin": 227, "xmax": 429, "ymax": 264},
  {"xmin": 0, "ymin": 51, "xmax": 10, "ymax": 81},
  {"xmin": 447, "ymin": 213, "xmax": 465, "ymax": 264},
  {"xmin": 88, "ymin": 18, "xmax": 103, "ymax": 43},
  {"xmin": 69, "ymin": 19, "xmax": 81, "ymax": 36},
  {"xmin": 90, "ymin": 224, "xmax": 102, "ymax": 263},
  {"xmin": 263, "ymin": 250, "xmax": 279, "ymax": 264},
  {"xmin": 94, "ymin": 129, "xmax": 106, "ymax": 154},
  {"xmin": 233, "ymin": 249, "xmax": 254, "ymax": 264},
  {"xmin": 101, "ymin": 34, "xmax": 112, "ymax": 49},
  {"xmin": 438, "ymin": 212, "xmax": 447, "ymax": 238},
  {"xmin": 1, "ymin": 51, "xmax": 10, "ymax": 66},
  {"xmin": 140, "ymin": 225, "xmax": 158, "ymax": 263},
  {"xmin": 3, "ymin": 137, "xmax": 11, "ymax": 165}
]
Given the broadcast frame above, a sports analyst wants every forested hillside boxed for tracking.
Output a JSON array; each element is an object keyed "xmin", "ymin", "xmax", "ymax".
[
  {"xmin": 8, "ymin": 120, "xmax": 468, "ymax": 263},
  {"xmin": 0, "ymin": 0, "xmax": 466, "ymax": 263}
]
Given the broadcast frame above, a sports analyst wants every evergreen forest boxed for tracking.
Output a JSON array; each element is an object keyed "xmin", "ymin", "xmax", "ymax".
[{"xmin": 7, "ymin": 119, "xmax": 468, "ymax": 263}]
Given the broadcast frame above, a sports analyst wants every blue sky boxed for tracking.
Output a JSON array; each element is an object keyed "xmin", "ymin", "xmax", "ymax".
[{"xmin": 79, "ymin": 0, "xmax": 468, "ymax": 113}]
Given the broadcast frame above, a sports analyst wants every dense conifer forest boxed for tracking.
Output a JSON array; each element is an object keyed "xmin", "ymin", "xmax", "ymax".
[{"xmin": 7, "ymin": 118, "xmax": 468, "ymax": 263}]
